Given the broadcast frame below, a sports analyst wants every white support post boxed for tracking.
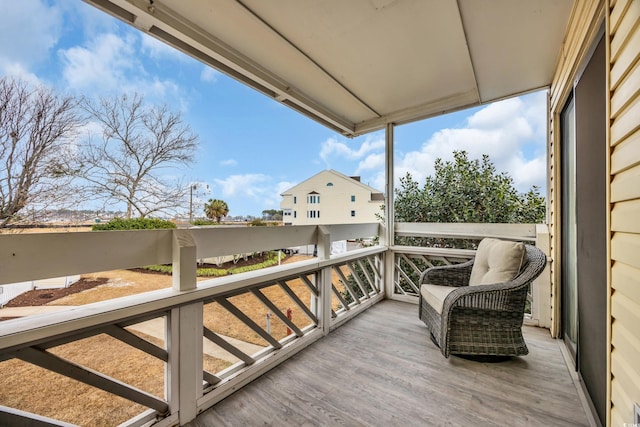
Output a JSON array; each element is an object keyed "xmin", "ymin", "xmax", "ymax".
[
  {"xmin": 167, "ymin": 303, "xmax": 204, "ymax": 425},
  {"xmin": 383, "ymin": 122, "xmax": 395, "ymax": 299},
  {"xmin": 317, "ymin": 226, "xmax": 332, "ymax": 335},
  {"xmin": 316, "ymin": 225, "xmax": 332, "ymax": 260},
  {"xmin": 166, "ymin": 310, "xmax": 178, "ymax": 418},
  {"xmin": 172, "ymin": 229, "xmax": 197, "ymax": 292},
  {"xmin": 534, "ymin": 224, "xmax": 552, "ymax": 329},
  {"xmin": 167, "ymin": 229, "xmax": 202, "ymax": 424}
]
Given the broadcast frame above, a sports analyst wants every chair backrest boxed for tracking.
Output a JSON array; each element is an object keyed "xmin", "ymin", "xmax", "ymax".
[
  {"xmin": 469, "ymin": 239, "xmax": 547, "ymax": 289},
  {"xmin": 469, "ymin": 238, "xmax": 526, "ymax": 286}
]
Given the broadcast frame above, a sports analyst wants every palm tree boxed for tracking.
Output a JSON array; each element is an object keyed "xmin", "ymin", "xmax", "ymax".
[{"xmin": 204, "ymin": 199, "xmax": 229, "ymax": 223}]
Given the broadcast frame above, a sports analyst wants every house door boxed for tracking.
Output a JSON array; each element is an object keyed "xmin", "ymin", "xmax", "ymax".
[
  {"xmin": 561, "ymin": 94, "xmax": 578, "ymax": 361},
  {"xmin": 560, "ymin": 34, "xmax": 606, "ymax": 425}
]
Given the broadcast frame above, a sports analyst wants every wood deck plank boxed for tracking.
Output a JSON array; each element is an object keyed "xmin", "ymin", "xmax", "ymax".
[{"xmin": 187, "ymin": 300, "xmax": 589, "ymax": 427}]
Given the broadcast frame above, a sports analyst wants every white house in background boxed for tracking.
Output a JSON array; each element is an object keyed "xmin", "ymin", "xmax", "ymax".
[{"xmin": 280, "ymin": 170, "xmax": 384, "ymax": 226}]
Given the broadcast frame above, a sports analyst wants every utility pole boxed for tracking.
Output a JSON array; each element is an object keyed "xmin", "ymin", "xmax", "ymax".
[
  {"xmin": 189, "ymin": 184, "xmax": 195, "ymax": 223},
  {"xmin": 189, "ymin": 183, "xmax": 209, "ymax": 224}
]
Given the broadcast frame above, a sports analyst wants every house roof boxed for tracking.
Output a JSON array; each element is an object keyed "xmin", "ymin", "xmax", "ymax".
[
  {"xmin": 86, "ymin": 0, "xmax": 574, "ymax": 137},
  {"xmin": 280, "ymin": 170, "xmax": 384, "ymax": 196}
]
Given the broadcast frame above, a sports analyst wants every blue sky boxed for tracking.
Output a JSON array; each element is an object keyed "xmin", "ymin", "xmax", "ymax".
[{"xmin": 0, "ymin": 1, "xmax": 547, "ymax": 218}]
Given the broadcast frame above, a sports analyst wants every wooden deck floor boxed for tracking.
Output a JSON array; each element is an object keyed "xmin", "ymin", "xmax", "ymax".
[{"xmin": 188, "ymin": 300, "xmax": 590, "ymax": 427}]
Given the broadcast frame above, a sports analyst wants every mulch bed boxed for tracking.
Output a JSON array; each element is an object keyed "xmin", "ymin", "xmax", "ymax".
[{"xmin": 3, "ymin": 277, "xmax": 109, "ymax": 308}]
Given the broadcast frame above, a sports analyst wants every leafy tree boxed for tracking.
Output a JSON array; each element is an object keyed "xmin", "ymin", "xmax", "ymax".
[
  {"xmin": 204, "ymin": 199, "xmax": 229, "ymax": 223},
  {"xmin": 395, "ymin": 151, "xmax": 545, "ymax": 225},
  {"xmin": 77, "ymin": 93, "xmax": 198, "ymax": 219},
  {"xmin": 261, "ymin": 209, "xmax": 283, "ymax": 220},
  {"xmin": 0, "ymin": 77, "xmax": 81, "ymax": 226},
  {"xmin": 390, "ymin": 151, "xmax": 546, "ymax": 295}
]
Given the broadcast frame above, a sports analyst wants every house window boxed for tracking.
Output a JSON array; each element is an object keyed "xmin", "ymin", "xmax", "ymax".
[
  {"xmin": 293, "ymin": 196, "xmax": 297, "ymax": 204},
  {"xmin": 307, "ymin": 210, "xmax": 320, "ymax": 218},
  {"xmin": 293, "ymin": 211, "xmax": 297, "ymax": 218},
  {"xmin": 351, "ymin": 195, "xmax": 356, "ymax": 202},
  {"xmin": 351, "ymin": 210, "xmax": 356, "ymax": 217},
  {"xmin": 307, "ymin": 195, "xmax": 320, "ymax": 204},
  {"xmin": 326, "ymin": 182, "xmax": 333, "ymax": 186}
]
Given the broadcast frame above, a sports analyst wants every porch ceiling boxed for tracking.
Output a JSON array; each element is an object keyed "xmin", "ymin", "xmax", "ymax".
[{"xmin": 85, "ymin": 0, "xmax": 573, "ymax": 137}]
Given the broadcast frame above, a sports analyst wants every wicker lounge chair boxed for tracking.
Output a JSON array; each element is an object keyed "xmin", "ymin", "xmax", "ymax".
[{"xmin": 419, "ymin": 239, "xmax": 547, "ymax": 358}]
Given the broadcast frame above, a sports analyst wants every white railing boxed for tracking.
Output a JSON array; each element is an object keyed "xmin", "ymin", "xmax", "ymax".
[
  {"xmin": 0, "ymin": 222, "xmax": 551, "ymax": 426},
  {"xmin": 0, "ymin": 223, "xmax": 384, "ymax": 426},
  {"xmin": 390, "ymin": 223, "xmax": 552, "ymax": 327}
]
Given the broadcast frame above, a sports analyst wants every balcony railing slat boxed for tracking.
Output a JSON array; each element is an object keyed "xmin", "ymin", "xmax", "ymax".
[
  {"xmin": 394, "ymin": 258, "xmax": 420, "ymax": 294},
  {"xmin": 202, "ymin": 326, "xmax": 255, "ymax": 365},
  {"xmin": 347, "ymin": 261, "xmax": 371, "ymax": 299},
  {"xmin": 202, "ymin": 371, "xmax": 221, "ymax": 386},
  {"xmin": 215, "ymin": 298, "xmax": 282, "ymax": 350},
  {"xmin": 105, "ymin": 325, "xmax": 168, "ymax": 362},
  {"xmin": 276, "ymin": 280, "xmax": 318, "ymax": 324},
  {"xmin": 331, "ymin": 283, "xmax": 351, "ymax": 310},
  {"xmin": 250, "ymin": 289, "xmax": 304, "ymax": 337},
  {"xmin": 299, "ymin": 274, "xmax": 319, "ymax": 297},
  {"xmin": 333, "ymin": 264, "xmax": 361, "ymax": 304},
  {"xmin": 13, "ymin": 347, "xmax": 168, "ymax": 413},
  {"xmin": 0, "ymin": 405, "xmax": 79, "ymax": 427}
]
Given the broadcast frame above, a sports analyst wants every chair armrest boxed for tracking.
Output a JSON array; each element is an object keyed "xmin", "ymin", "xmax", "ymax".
[{"xmin": 419, "ymin": 259, "xmax": 474, "ymax": 287}]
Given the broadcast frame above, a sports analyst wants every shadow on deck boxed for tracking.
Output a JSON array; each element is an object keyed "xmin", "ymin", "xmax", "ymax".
[{"xmin": 188, "ymin": 300, "xmax": 590, "ymax": 426}]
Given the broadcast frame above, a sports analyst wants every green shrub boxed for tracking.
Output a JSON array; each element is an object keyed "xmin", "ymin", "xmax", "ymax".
[
  {"xmin": 228, "ymin": 251, "xmax": 283, "ymax": 274},
  {"xmin": 249, "ymin": 218, "xmax": 266, "ymax": 226},
  {"xmin": 92, "ymin": 218, "xmax": 176, "ymax": 231},
  {"xmin": 140, "ymin": 251, "xmax": 284, "ymax": 277},
  {"xmin": 141, "ymin": 264, "xmax": 228, "ymax": 277}
]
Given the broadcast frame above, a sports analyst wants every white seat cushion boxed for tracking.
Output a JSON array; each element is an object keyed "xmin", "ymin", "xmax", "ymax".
[
  {"xmin": 421, "ymin": 284, "xmax": 458, "ymax": 314},
  {"xmin": 469, "ymin": 238, "xmax": 525, "ymax": 286}
]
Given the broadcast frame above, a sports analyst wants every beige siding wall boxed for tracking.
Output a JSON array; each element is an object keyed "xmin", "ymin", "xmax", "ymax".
[
  {"xmin": 549, "ymin": 0, "xmax": 640, "ymax": 424},
  {"xmin": 280, "ymin": 171, "xmax": 383, "ymax": 225},
  {"xmin": 609, "ymin": 0, "xmax": 640, "ymax": 425}
]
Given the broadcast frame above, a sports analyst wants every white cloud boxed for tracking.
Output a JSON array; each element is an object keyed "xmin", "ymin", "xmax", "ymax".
[
  {"xmin": 60, "ymin": 32, "xmax": 138, "ymax": 92},
  {"xmin": 356, "ymin": 153, "xmax": 385, "ymax": 174},
  {"xmin": 395, "ymin": 94, "xmax": 547, "ymax": 193},
  {"xmin": 214, "ymin": 174, "xmax": 270, "ymax": 199},
  {"xmin": 200, "ymin": 67, "xmax": 219, "ymax": 83},
  {"xmin": 1, "ymin": 63, "xmax": 44, "ymax": 86},
  {"xmin": 0, "ymin": 0, "xmax": 62, "ymax": 73},
  {"xmin": 319, "ymin": 133, "xmax": 385, "ymax": 163},
  {"xmin": 59, "ymin": 32, "xmax": 184, "ymax": 104},
  {"xmin": 276, "ymin": 181, "xmax": 296, "ymax": 195},
  {"xmin": 213, "ymin": 174, "xmax": 289, "ymax": 214},
  {"xmin": 220, "ymin": 159, "xmax": 238, "ymax": 167}
]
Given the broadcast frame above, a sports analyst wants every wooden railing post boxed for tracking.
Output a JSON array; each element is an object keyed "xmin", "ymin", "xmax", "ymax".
[
  {"xmin": 380, "ymin": 224, "xmax": 395, "ymax": 299},
  {"xmin": 317, "ymin": 226, "xmax": 332, "ymax": 335},
  {"xmin": 168, "ymin": 230, "xmax": 203, "ymax": 424},
  {"xmin": 172, "ymin": 229, "xmax": 197, "ymax": 292},
  {"xmin": 534, "ymin": 224, "xmax": 552, "ymax": 329}
]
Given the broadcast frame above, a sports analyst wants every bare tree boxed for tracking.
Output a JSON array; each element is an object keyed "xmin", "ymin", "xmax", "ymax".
[
  {"xmin": 78, "ymin": 93, "xmax": 198, "ymax": 218},
  {"xmin": 0, "ymin": 77, "xmax": 81, "ymax": 227}
]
